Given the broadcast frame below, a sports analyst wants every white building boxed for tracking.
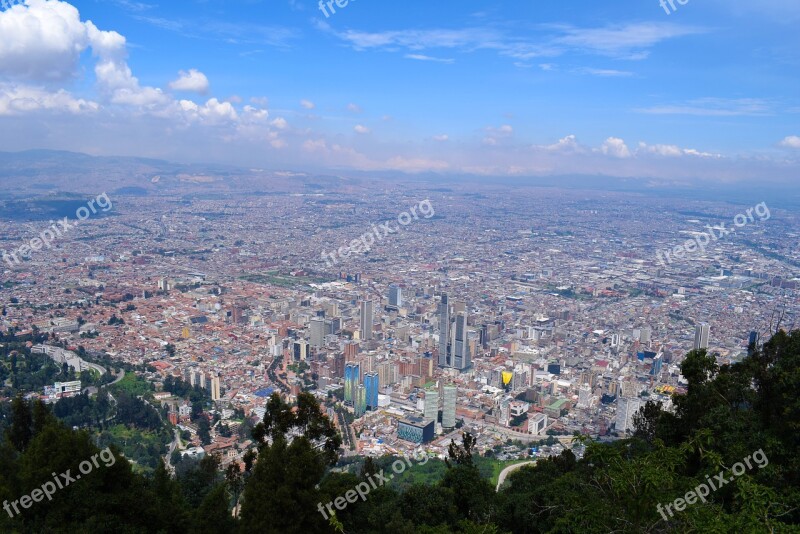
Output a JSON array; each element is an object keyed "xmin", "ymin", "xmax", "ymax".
[{"xmin": 615, "ymin": 397, "xmax": 643, "ymax": 434}]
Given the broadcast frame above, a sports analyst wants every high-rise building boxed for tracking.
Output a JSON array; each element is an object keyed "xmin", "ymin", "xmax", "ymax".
[
  {"xmin": 211, "ymin": 374, "xmax": 221, "ymax": 401},
  {"xmin": 309, "ymin": 318, "xmax": 325, "ymax": 348},
  {"xmin": 437, "ymin": 294, "xmax": 450, "ymax": 367},
  {"xmin": 453, "ymin": 312, "xmax": 471, "ymax": 370},
  {"xmin": 423, "ymin": 387, "xmax": 439, "ymax": 423},
  {"xmin": 364, "ymin": 372, "xmax": 379, "ymax": 410},
  {"xmin": 388, "ymin": 285, "xmax": 402, "ymax": 307},
  {"xmin": 615, "ymin": 397, "xmax": 643, "ymax": 434},
  {"xmin": 748, "ymin": 331, "xmax": 759, "ymax": 356},
  {"xmin": 344, "ymin": 362, "xmax": 360, "ymax": 405},
  {"xmin": 442, "ymin": 385, "xmax": 457, "ymax": 428},
  {"xmin": 354, "ymin": 384, "xmax": 367, "ymax": 417},
  {"xmin": 480, "ymin": 323, "xmax": 490, "ymax": 349},
  {"xmin": 360, "ymin": 300, "xmax": 374, "ymax": 341},
  {"xmin": 694, "ymin": 323, "xmax": 710, "ymax": 350},
  {"xmin": 293, "ymin": 340, "xmax": 310, "ymax": 361}
]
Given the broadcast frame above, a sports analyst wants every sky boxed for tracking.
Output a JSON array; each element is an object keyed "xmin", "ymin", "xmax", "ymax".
[{"xmin": 0, "ymin": 0, "xmax": 798, "ymax": 183}]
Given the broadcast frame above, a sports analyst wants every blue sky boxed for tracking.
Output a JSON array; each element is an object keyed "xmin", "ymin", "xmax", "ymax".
[{"xmin": 0, "ymin": 0, "xmax": 798, "ymax": 182}]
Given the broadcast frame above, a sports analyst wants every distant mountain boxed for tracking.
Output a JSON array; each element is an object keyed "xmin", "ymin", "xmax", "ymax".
[{"xmin": 0, "ymin": 150, "xmax": 338, "ymax": 199}]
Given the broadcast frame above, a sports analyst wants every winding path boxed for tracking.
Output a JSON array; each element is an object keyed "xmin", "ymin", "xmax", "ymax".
[{"xmin": 496, "ymin": 461, "xmax": 536, "ymax": 491}]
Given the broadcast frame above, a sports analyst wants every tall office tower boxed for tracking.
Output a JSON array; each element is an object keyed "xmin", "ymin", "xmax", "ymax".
[
  {"xmin": 360, "ymin": 300, "xmax": 374, "ymax": 341},
  {"xmin": 437, "ymin": 294, "xmax": 451, "ymax": 367},
  {"xmin": 293, "ymin": 340, "xmax": 309, "ymax": 361},
  {"xmin": 199, "ymin": 373, "xmax": 207, "ymax": 390},
  {"xmin": 344, "ymin": 362, "xmax": 360, "ymax": 405},
  {"xmin": 333, "ymin": 353, "xmax": 345, "ymax": 378},
  {"xmin": 309, "ymin": 318, "xmax": 326, "ymax": 348},
  {"xmin": 355, "ymin": 384, "xmax": 367, "ymax": 417},
  {"xmin": 615, "ymin": 397, "xmax": 643, "ymax": 434},
  {"xmin": 694, "ymin": 323, "xmax": 710, "ymax": 350},
  {"xmin": 364, "ymin": 373, "xmax": 379, "ymax": 410},
  {"xmin": 453, "ymin": 312, "xmax": 471, "ymax": 370},
  {"xmin": 423, "ymin": 387, "xmax": 439, "ymax": 423},
  {"xmin": 480, "ymin": 323, "xmax": 490, "ymax": 349},
  {"xmin": 442, "ymin": 385, "xmax": 457, "ymax": 428},
  {"xmin": 211, "ymin": 374, "xmax": 221, "ymax": 401},
  {"xmin": 344, "ymin": 341, "xmax": 360, "ymax": 359},
  {"xmin": 388, "ymin": 285, "xmax": 403, "ymax": 307}
]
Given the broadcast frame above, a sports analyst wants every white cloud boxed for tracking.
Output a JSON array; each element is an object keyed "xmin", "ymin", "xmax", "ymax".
[
  {"xmin": 433, "ymin": 134, "xmax": 449, "ymax": 142},
  {"xmin": 300, "ymin": 99, "xmax": 315, "ymax": 110},
  {"xmin": 543, "ymin": 134, "xmax": 581, "ymax": 152},
  {"xmin": 580, "ymin": 68, "xmax": 633, "ymax": 77},
  {"xmin": 600, "ymin": 137, "xmax": 631, "ymax": 158},
  {"xmin": 169, "ymin": 69, "xmax": 210, "ymax": 94},
  {"xmin": 404, "ymin": 54, "xmax": 455, "ymax": 64},
  {"xmin": 636, "ymin": 98, "xmax": 771, "ymax": 116},
  {"xmin": 347, "ymin": 103, "xmax": 362, "ymax": 113},
  {"xmin": 780, "ymin": 136, "xmax": 800, "ymax": 149},
  {"xmin": 318, "ymin": 22, "xmax": 705, "ymax": 63},
  {"xmin": 0, "ymin": 83, "xmax": 99, "ymax": 115},
  {"xmin": 354, "ymin": 124, "xmax": 370, "ymax": 134},
  {"xmin": 271, "ymin": 117, "xmax": 288, "ymax": 129},
  {"xmin": 637, "ymin": 142, "xmax": 720, "ymax": 158},
  {"xmin": 0, "ymin": 0, "xmax": 93, "ymax": 82}
]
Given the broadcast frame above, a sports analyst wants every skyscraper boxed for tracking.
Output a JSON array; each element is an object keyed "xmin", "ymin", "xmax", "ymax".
[
  {"xmin": 309, "ymin": 318, "xmax": 325, "ymax": 348},
  {"xmin": 388, "ymin": 285, "xmax": 402, "ymax": 307},
  {"xmin": 423, "ymin": 387, "xmax": 439, "ymax": 423},
  {"xmin": 344, "ymin": 362, "xmax": 360, "ymax": 405},
  {"xmin": 453, "ymin": 312, "xmax": 471, "ymax": 370},
  {"xmin": 616, "ymin": 397, "xmax": 643, "ymax": 434},
  {"xmin": 694, "ymin": 323, "xmax": 710, "ymax": 350},
  {"xmin": 355, "ymin": 384, "xmax": 367, "ymax": 417},
  {"xmin": 442, "ymin": 385, "xmax": 457, "ymax": 428},
  {"xmin": 360, "ymin": 300, "xmax": 374, "ymax": 341},
  {"xmin": 364, "ymin": 372, "xmax": 379, "ymax": 410},
  {"xmin": 437, "ymin": 294, "xmax": 450, "ymax": 367},
  {"xmin": 211, "ymin": 374, "xmax": 221, "ymax": 402}
]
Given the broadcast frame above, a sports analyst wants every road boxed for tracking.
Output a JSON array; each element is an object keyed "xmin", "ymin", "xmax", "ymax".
[{"xmin": 496, "ymin": 461, "xmax": 536, "ymax": 491}]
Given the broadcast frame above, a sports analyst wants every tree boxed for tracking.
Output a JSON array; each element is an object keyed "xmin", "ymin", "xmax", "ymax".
[{"xmin": 446, "ymin": 432, "xmax": 476, "ymax": 468}]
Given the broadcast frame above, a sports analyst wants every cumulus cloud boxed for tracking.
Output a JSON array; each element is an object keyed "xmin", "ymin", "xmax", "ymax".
[
  {"xmin": 543, "ymin": 134, "xmax": 581, "ymax": 153},
  {"xmin": 599, "ymin": 137, "xmax": 631, "ymax": 158},
  {"xmin": 0, "ymin": 0, "xmax": 93, "ymax": 82},
  {"xmin": 637, "ymin": 142, "xmax": 720, "ymax": 158},
  {"xmin": 270, "ymin": 117, "xmax": 288, "ymax": 129},
  {"xmin": 169, "ymin": 69, "xmax": 210, "ymax": 94},
  {"xmin": 300, "ymin": 99, "xmax": 315, "ymax": 109},
  {"xmin": 354, "ymin": 124, "xmax": 370, "ymax": 134},
  {"xmin": 433, "ymin": 134, "xmax": 449, "ymax": 142},
  {"xmin": 0, "ymin": 83, "xmax": 99, "ymax": 115},
  {"xmin": 780, "ymin": 135, "xmax": 800, "ymax": 149}
]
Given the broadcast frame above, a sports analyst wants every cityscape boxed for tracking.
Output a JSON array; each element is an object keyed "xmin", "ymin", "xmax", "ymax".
[{"xmin": 1, "ymin": 0, "xmax": 799, "ymax": 532}]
